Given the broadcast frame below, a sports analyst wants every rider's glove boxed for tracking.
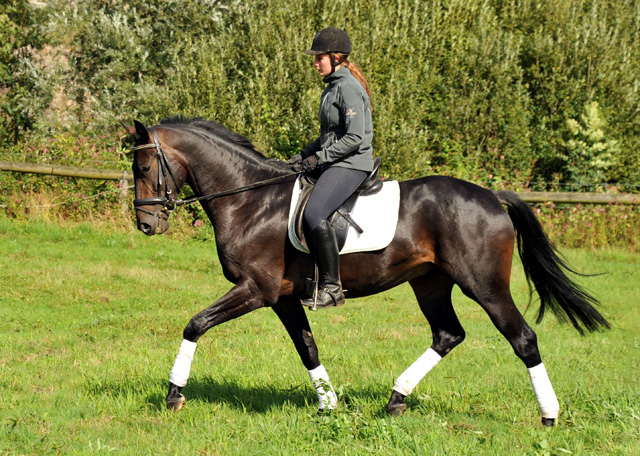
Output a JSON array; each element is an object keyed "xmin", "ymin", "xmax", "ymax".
[
  {"xmin": 291, "ymin": 154, "xmax": 319, "ymax": 173},
  {"xmin": 287, "ymin": 154, "xmax": 303, "ymax": 165}
]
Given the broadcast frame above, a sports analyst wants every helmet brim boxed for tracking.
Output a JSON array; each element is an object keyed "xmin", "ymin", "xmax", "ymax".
[{"xmin": 304, "ymin": 50, "xmax": 350, "ymax": 56}]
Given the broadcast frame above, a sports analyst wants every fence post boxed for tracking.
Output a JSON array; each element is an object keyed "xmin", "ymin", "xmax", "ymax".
[{"xmin": 119, "ymin": 170, "xmax": 129, "ymax": 219}]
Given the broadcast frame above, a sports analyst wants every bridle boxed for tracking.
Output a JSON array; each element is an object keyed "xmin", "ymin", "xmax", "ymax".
[
  {"xmin": 131, "ymin": 127, "xmax": 180, "ymax": 218},
  {"xmin": 130, "ymin": 127, "xmax": 302, "ymax": 220}
]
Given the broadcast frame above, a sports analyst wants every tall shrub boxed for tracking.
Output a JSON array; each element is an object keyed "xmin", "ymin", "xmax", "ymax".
[
  {"xmin": 0, "ymin": 0, "xmax": 51, "ymax": 146},
  {"xmin": 4, "ymin": 0, "xmax": 640, "ymax": 188}
]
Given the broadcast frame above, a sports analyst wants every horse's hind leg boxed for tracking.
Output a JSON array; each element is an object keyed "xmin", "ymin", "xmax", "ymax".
[
  {"xmin": 470, "ymin": 288, "xmax": 560, "ymax": 426},
  {"xmin": 456, "ymin": 237, "xmax": 560, "ymax": 427},
  {"xmin": 445, "ymin": 205, "xmax": 560, "ymax": 425},
  {"xmin": 272, "ymin": 297, "xmax": 338, "ymax": 412},
  {"xmin": 387, "ymin": 273, "xmax": 466, "ymax": 416}
]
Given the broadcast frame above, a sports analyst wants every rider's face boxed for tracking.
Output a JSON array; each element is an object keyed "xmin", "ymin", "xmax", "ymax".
[{"xmin": 313, "ymin": 54, "xmax": 333, "ymax": 77}]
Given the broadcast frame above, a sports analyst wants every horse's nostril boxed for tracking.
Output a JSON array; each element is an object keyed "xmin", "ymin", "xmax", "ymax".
[{"xmin": 139, "ymin": 223, "xmax": 152, "ymax": 234}]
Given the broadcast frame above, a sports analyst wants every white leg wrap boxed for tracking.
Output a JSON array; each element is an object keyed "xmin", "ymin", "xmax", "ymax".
[
  {"xmin": 528, "ymin": 363, "xmax": 560, "ymax": 419},
  {"xmin": 169, "ymin": 339, "xmax": 197, "ymax": 388},
  {"xmin": 393, "ymin": 348, "xmax": 442, "ymax": 397},
  {"xmin": 308, "ymin": 365, "xmax": 338, "ymax": 410}
]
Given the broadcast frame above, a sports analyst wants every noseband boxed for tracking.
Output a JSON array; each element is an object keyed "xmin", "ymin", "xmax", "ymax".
[{"xmin": 131, "ymin": 127, "xmax": 180, "ymax": 219}]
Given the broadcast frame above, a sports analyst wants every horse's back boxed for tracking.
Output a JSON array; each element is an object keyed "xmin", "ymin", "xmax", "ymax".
[{"xmin": 399, "ymin": 175, "xmax": 512, "ymax": 230}]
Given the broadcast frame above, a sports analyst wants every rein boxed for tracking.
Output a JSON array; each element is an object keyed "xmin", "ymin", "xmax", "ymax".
[
  {"xmin": 131, "ymin": 129, "xmax": 302, "ymax": 217},
  {"xmin": 175, "ymin": 172, "xmax": 302, "ymax": 207}
]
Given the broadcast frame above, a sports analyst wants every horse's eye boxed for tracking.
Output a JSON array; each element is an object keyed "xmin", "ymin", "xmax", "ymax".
[{"xmin": 135, "ymin": 163, "xmax": 151, "ymax": 174}]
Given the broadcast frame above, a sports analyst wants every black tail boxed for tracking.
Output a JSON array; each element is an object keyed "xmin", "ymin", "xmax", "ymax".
[{"xmin": 495, "ymin": 191, "xmax": 610, "ymax": 334}]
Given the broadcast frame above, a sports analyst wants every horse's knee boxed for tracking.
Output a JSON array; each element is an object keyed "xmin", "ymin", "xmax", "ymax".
[{"xmin": 431, "ymin": 327, "xmax": 466, "ymax": 357}]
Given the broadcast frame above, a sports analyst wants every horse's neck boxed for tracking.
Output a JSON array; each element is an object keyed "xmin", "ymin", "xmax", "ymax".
[{"xmin": 185, "ymin": 143, "xmax": 289, "ymax": 230}]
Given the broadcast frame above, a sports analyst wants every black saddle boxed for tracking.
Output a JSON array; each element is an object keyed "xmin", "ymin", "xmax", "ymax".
[{"xmin": 292, "ymin": 157, "xmax": 383, "ymax": 252}]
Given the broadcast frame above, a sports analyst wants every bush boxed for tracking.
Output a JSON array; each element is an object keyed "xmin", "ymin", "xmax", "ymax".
[
  {"xmin": 0, "ymin": 0, "xmax": 51, "ymax": 145},
  {"xmin": 4, "ymin": 0, "xmax": 636, "ymax": 186}
]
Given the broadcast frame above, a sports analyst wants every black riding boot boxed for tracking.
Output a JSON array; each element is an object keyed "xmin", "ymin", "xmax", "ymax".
[{"xmin": 302, "ymin": 220, "xmax": 346, "ymax": 309}]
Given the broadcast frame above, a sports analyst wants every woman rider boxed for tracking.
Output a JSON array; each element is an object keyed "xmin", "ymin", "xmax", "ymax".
[{"xmin": 289, "ymin": 27, "xmax": 374, "ymax": 309}]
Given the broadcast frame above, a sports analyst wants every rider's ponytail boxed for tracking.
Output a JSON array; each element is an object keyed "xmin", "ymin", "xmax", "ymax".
[{"xmin": 332, "ymin": 53, "xmax": 372, "ymax": 101}]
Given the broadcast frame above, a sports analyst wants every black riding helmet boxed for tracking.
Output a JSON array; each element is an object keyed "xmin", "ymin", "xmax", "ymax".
[
  {"xmin": 305, "ymin": 27, "xmax": 351, "ymax": 56},
  {"xmin": 305, "ymin": 27, "xmax": 351, "ymax": 75}
]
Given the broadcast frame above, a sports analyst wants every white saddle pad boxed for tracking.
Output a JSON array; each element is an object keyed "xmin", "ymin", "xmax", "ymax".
[{"xmin": 288, "ymin": 176, "xmax": 401, "ymax": 255}]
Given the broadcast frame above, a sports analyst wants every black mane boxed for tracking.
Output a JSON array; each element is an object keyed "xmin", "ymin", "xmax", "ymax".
[{"xmin": 160, "ymin": 115, "xmax": 262, "ymax": 156}]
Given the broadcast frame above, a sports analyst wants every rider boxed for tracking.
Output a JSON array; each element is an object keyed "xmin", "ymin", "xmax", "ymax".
[{"xmin": 289, "ymin": 27, "xmax": 374, "ymax": 309}]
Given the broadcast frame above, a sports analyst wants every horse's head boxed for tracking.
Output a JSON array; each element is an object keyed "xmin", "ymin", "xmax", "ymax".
[{"xmin": 123, "ymin": 120, "xmax": 187, "ymax": 236}]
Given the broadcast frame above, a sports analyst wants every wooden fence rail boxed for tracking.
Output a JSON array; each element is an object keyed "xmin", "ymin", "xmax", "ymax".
[
  {"xmin": 0, "ymin": 160, "xmax": 127, "ymax": 180},
  {"xmin": 516, "ymin": 191, "xmax": 638, "ymax": 205},
  {"xmin": 1, "ymin": 160, "xmax": 638, "ymax": 205}
]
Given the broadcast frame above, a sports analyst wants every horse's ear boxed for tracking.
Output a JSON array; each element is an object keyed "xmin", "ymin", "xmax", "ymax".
[
  {"xmin": 119, "ymin": 120, "xmax": 137, "ymax": 137},
  {"xmin": 133, "ymin": 120, "xmax": 150, "ymax": 143}
]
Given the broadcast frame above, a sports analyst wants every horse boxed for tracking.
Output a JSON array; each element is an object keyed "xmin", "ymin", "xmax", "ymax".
[{"xmin": 123, "ymin": 116, "xmax": 609, "ymax": 426}]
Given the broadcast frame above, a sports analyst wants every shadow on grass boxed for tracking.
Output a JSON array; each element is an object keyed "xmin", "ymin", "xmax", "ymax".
[
  {"xmin": 149, "ymin": 376, "xmax": 437, "ymax": 416},
  {"xmin": 151, "ymin": 375, "xmax": 313, "ymax": 413},
  {"xmin": 85, "ymin": 373, "xmax": 457, "ymax": 417}
]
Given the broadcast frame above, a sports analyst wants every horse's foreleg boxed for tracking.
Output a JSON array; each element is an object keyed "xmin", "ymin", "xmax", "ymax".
[
  {"xmin": 272, "ymin": 298, "xmax": 338, "ymax": 412},
  {"xmin": 166, "ymin": 279, "xmax": 265, "ymax": 411},
  {"xmin": 387, "ymin": 274, "xmax": 464, "ymax": 416}
]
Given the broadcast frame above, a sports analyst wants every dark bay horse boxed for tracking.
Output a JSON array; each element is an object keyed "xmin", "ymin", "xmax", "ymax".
[{"xmin": 124, "ymin": 116, "xmax": 609, "ymax": 426}]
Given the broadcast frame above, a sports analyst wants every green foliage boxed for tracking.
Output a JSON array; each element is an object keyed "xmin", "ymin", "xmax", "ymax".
[
  {"xmin": 560, "ymin": 101, "xmax": 619, "ymax": 189},
  {"xmin": 3, "ymin": 0, "xmax": 639, "ymax": 187},
  {"xmin": 0, "ymin": 130, "xmax": 130, "ymax": 220},
  {"xmin": 43, "ymin": 0, "xmax": 236, "ymax": 129},
  {"xmin": 535, "ymin": 201, "xmax": 640, "ymax": 251},
  {"xmin": 0, "ymin": 0, "xmax": 51, "ymax": 145},
  {"xmin": 507, "ymin": 0, "xmax": 640, "ymax": 186}
]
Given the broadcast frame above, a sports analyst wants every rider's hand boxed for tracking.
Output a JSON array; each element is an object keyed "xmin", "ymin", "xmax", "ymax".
[
  {"xmin": 287, "ymin": 154, "xmax": 303, "ymax": 165},
  {"xmin": 292, "ymin": 154, "xmax": 319, "ymax": 172}
]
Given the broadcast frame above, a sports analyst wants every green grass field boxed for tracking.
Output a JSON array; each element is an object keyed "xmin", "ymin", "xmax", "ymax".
[{"xmin": 1, "ymin": 220, "xmax": 638, "ymax": 455}]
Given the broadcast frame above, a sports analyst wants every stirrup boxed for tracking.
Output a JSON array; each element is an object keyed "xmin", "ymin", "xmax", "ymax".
[{"xmin": 302, "ymin": 286, "xmax": 346, "ymax": 311}]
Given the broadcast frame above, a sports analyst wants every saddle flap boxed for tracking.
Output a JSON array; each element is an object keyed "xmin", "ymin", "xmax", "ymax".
[
  {"xmin": 288, "ymin": 174, "xmax": 401, "ymax": 256},
  {"xmin": 292, "ymin": 174, "xmax": 364, "ymax": 252},
  {"xmin": 293, "ymin": 176, "xmax": 314, "ymax": 251}
]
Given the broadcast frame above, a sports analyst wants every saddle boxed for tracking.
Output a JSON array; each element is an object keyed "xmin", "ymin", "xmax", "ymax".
[{"xmin": 292, "ymin": 157, "xmax": 383, "ymax": 252}]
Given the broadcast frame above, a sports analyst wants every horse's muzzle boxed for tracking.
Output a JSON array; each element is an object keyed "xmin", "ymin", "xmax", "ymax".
[{"xmin": 137, "ymin": 217, "xmax": 170, "ymax": 236}]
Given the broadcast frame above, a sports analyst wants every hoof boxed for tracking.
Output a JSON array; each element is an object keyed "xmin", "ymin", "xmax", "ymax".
[
  {"xmin": 386, "ymin": 403, "xmax": 407, "ymax": 417},
  {"xmin": 317, "ymin": 407, "xmax": 336, "ymax": 416},
  {"xmin": 166, "ymin": 394, "xmax": 185, "ymax": 412},
  {"xmin": 541, "ymin": 417, "xmax": 555, "ymax": 427}
]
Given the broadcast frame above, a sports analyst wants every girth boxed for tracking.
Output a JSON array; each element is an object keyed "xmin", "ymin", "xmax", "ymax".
[{"xmin": 293, "ymin": 157, "xmax": 382, "ymax": 252}]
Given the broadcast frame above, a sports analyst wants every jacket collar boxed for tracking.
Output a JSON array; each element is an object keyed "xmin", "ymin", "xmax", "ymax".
[{"xmin": 323, "ymin": 65, "xmax": 349, "ymax": 84}]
